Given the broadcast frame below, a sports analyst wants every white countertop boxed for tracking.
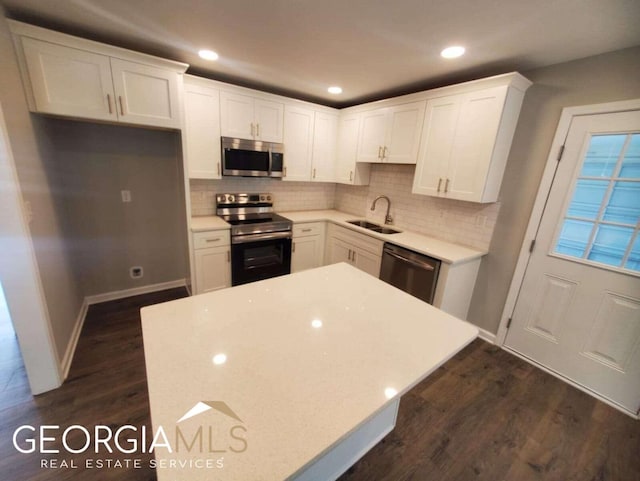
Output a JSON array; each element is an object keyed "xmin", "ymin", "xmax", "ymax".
[
  {"xmin": 141, "ymin": 263, "xmax": 478, "ymax": 481},
  {"xmin": 190, "ymin": 209, "xmax": 486, "ymax": 264}
]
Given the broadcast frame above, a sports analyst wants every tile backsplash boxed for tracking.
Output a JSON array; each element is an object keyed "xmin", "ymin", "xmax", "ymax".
[
  {"xmin": 189, "ymin": 178, "xmax": 336, "ymax": 215},
  {"xmin": 190, "ymin": 164, "xmax": 500, "ymax": 251}
]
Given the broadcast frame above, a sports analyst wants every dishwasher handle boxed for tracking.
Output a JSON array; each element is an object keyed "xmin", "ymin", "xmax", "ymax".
[{"xmin": 383, "ymin": 249, "xmax": 435, "ymax": 271}]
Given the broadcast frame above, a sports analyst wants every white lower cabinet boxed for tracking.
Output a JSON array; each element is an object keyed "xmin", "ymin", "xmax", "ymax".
[
  {"xmin": 192, "ymin": 230, "xmax": 231, "ymax": 294},
  {"xmin": 326, "ymin": 224, "xmax": 383, "ymax": 277},
  {"xmin": 292, "ymin": 223, "xmax": 325, "ymax": 273}
]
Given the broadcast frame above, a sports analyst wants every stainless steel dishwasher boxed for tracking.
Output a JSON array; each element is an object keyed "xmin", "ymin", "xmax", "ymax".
[{"xmin": 379, "ymin": 243, "xmax": 441, "ymax": 304}]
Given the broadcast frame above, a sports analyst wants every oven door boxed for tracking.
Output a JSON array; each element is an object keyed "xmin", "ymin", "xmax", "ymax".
[{"xmin": 231, "ymin": 232, "xmax": 292, "ymax": 286}]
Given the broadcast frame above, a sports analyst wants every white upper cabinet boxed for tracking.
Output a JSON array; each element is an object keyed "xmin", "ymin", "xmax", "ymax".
[
  {"xmin": 110, "ymin": 58, "xmax": 181, "ymax": 129},
  {"xmin": 311, "ymin": 111, "xmax": 338, "ymax": 182},
  {"xmin": 283, "ymin": 105, "xmax": 314, "ymax": 181},
  {"xmin": 21, "ymin": 37, "xmax": 117, "ymax": 122},
  {"xmin": 183, "ymin": 77, "xmax": 221, "ymax": 179},
  {"xmin": 11, "ymin": 21, "xmax": 186, "ymax": 129},
  {"xmin": 357, "ymin": 101, "xmax": 426, "ymax": 164},
  {"xmin": 336, "ymin": 112, "xmax": 370, "ymax": 185},
  {"xmin": 412, "ymin": 75, "xmax": 531, "ymax": 203},
  {"xmin": 220, "ymin": 91, "xmax": 284, "ymax": 142}
]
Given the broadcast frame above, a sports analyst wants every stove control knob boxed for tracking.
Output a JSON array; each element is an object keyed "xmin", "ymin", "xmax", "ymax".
[
  {"xmin": 228, "ymin": 195, "xmax": 235, "ymax": 202},
  {"xmin": 260, "ymin": 195, "xmax": 266, "ymax": 202},
  {"xmin": 267, "ymin": 195, "xmax": 272, "ymax": 201}
]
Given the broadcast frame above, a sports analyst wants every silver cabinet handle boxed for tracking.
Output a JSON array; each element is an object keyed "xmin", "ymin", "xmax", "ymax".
[
  {"xmin": 383, "ymin": 146, "xmax": 388, "ymax": 160},
  {"xmin": 347, "ymin": 249, "xmax": 352, "ymax": 261},
  {"xmin": 118, "ymin": 96, "xmax": 125, "ymax": 115},
  {"xmin": 313, "ymin": 168, "xmax": 316, "ymax": 179},
  {"xmin": 206, "ymin": 237, "xmax": 221, "ymax": 243},
  {"xmin": 352, "ymin": 250, "xmax": 356, "ymax": 262},
  {"xmin": 250, "ymin": 123, "xmax": 255, "ymax": 137},
  {"xmin": 378, "ymin": 146, "xmax": 383, "ymax": 159},
  {"xmin": 226, "ymin": 250, "xmax": 230, "ymax": 262},
  {"xmin": 284, "ymin": 166, "xmax": 287, "ymax": 177},
  {"xmin": 256, "ymin": 123, "xmax": 260, "ymax": 137},
  {"xmin": 445, "ymin": 178, "xmax": 450, "ymax": 193},
  {"xmin": 107, "ymin": 94, "xmax": 113, "ymax": 114},
  {"xmin": 349, "ymin": 171, "xmax": 353, "ymax": 182},
  {"xmin": 437, "ymin": 178, "xmax": 442, "ymax": 193},
  {"xmin": 217, "ymin": 162, "xmax": 220, "ymax": 176},
  {"xmin": 292, "ymin": 241, "xmax": 296, "ymax": 253},
  {"xmin": 301, "ymin": 228, "xmax": 312, "ymax": 233}
]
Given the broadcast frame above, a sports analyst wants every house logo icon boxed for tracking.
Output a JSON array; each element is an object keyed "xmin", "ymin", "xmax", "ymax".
[{"xmin": 177, "ymin": 401, "xmax": 243, "ymax": 424}]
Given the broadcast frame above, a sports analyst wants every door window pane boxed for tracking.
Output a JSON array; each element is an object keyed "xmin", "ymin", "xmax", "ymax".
[
  {"xmin": 602, "ymin": 181, "xmax": 640, "ymax": 224},
  {"xmin": 567, "ymin": 179, "xmax": 608, "ymax": 219},
  {"xmin": 619, "ymin": 134, "xmax": 640, "ymax": 178},
  {"xmin": 556, "ymin": 219, "xmax": 594, "ymax": 258},
  {"xmin": 625, "ymin": 234, "xmax": 640, "ymax": 271},
  {"xmin": 588, "ymin": 225, "xmax": 634, "ymax": 267},
  {"xmin": 580, "ymin": 134, "xmax": 626, "ymax": 177},
  {"xmin": 554, "ymin": 132, "xmax": 639, "ymax": 273}
]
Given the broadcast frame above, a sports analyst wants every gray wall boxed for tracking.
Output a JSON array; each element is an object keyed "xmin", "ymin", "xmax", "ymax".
[
  {"xmin": 467, "ymin": 46, "xmax": 640, "ymax": 334},
  {"xmin": 0, "ymin": 13, "xmax": 82, "ymax": 360},
  {"xmin": 43, "ymin": 119, "xmax": 188, "ymax": 296}
]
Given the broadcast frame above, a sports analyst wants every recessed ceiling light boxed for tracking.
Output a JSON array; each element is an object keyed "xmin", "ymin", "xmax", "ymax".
[
  {"xmin": 198, "ymin": 49, "xmax": 219, "ymax": 61},
  {"xmin": 440, "ymin": 46, "xmax": 466, "ymax": 59},
  {"xmin": 328, "ymin": 86, "xmax": 343, "ymax": 94}
]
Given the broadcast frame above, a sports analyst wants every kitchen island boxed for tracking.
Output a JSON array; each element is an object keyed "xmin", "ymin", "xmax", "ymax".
[{"xmin": 141, "ymin": 263, "xmax": 478, "ymax": 480}]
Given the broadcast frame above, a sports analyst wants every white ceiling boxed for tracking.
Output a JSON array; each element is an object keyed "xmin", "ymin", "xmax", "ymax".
[{"xmin": 3, "ymin": 0, "xmax": 640, "ymax": 107}]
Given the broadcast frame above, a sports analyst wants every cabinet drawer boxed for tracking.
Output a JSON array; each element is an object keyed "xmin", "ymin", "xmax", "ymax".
[
  {"xmin": 293, "ymin": 222, "xmax": 325, "ymax": 238},
  {"xmin": 330, "ymin": 224, "xmax": 383, "ymax": 256},
  {"xmin": 193, "ymin": 230, "xmax": 230, "ymax": 249}
]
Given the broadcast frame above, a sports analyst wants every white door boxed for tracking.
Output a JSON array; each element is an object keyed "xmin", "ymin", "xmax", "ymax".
[
  {"xmin": 336, "ymin": 113, "xmax": 361, "ymax": 184},
  {"xmin": 328, "ymin": 237, "xmax": 353, "ymax": 265},
  {"xmin": 22, "ymin": 37, "xmax": 116, "ymax": 122},
  {"xmin": 254, "ymin": 99, "xmax": 284, "ymax": 142},
  {"xmin": 505, "ymin": 110, "xmax": 640, "ymax": 414},
  {"xmin": 183, "ymin": 81, "xmax": 221, "ymax": 179},
  {"xmin": 283, "ymin": 105, "xmax": 313, "ymax": 181},
  {"xmin": 194, "ymin": 247, "xmax": 231, "ymax": 293},
  {"xmin": 385, "ymin": 101, "xmax": 426, "ymax": 164},
  {"xmin": 220, "ymin": 92, "xmax": 255, "ymax": 140},
  {"xmin": 357, "ymin": 108, "xmax": 387, "ymax": 163},
  {"xmin": 110, "ymin": 58, "xmax": 181, "ymax": 129},
  {"xmin": 292, "ymin": 236, "xmax": 322, "ymax": 273},
  {"xmin": 352, "ymin": 248, "xmax": 382, "ymax": 277},
  {"xmin": 311, "ymin": 112, "xmax": 337, "ymax": 182}
]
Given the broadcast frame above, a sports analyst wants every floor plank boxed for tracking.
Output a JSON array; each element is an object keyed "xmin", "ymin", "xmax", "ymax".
[{"xmin": 0, "ymin": 289, "xmax": 638, "ymax": 481}]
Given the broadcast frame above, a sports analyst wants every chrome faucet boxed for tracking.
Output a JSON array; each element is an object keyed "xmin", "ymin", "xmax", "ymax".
[{"xmin": 371, "ymin": 195, "xmax": 393, "ymax": 224}]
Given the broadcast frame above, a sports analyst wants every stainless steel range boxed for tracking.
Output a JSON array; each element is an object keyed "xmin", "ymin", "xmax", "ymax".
[{"xmin": 216, "ymin": 193, "xmax": 292, "ymax": 286}]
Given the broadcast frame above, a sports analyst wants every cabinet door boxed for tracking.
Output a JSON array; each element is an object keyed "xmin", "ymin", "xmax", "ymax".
[
  {"xmin": 110, "ymin": 58, "xmax": 181, "ymax": 129},
  {"xmin": 255, "ymin": 99, "xmax": 284, "ymax": 142},
  {"xmin": 220, "ymin": 91, "xmax": 255, "ymax": 139},
  {"xmin": 357, "ymin": 108, "xmax": 387, "ymax": 163},
  {"xmin": 292, "ymin": 235, "xmax": 322, "ymax": 272},
  {"xmin": 412, "ymin": 95, "xmax": 460, "ymax": 196},
  {"xmin": 283, "ymin": 105, "xmax": 314, "ymax": 181},
  {"xmin": 311, "ymin": 111, "xmax": 338, "ymax": 182},
  {"xmin": 183, "ymin": 82, "xmax": 221, "ymax": 179},
  {"xmin": 21, "ymin": 37, "xmax": 116, "ymax": 121},
  {"xmin": 336, "ymin": 113, "xmax": 370, "ymax": 185},
  {"xmin": 352, "ymin": 248, "xmax": 382, "ymax": 277},
  {"xmin": 446, "ymin": 86, "xmax": 508, "ymax": 202},
  {"xmin": 328, "ymin": 237, "xmax": 353, "ymax": 265},
  {"xmin": 194, "ymin": 246, "xmax": 231, "ymax": 293},
  {"xmin": 385, "ymin": 101, "xmax": 426, "ymax": 164}
]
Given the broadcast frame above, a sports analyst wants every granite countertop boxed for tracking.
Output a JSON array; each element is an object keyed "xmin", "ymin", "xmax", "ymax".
[
  {"xmin": 141, "ymin": 263, "xmax": 478, "ymax": 481},
  {"xmin": 190, "ymin": 209, "xmax": 486, "ymax": 264}
]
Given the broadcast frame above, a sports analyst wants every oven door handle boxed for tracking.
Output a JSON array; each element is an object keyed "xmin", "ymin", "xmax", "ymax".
[{"xmin": 232, "ymin": 231, "xmax": 292, "ymax": 244}]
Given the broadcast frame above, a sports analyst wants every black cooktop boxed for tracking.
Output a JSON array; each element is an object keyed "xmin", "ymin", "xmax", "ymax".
[{"xmin": 221, "ymin": 213, "xmax": 291, "ymax": 226}]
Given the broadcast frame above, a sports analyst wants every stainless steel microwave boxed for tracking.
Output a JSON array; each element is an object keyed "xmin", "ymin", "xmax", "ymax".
[{"xmin": 221, "ymin": 137, "xmax": 284, "ymax": 178}]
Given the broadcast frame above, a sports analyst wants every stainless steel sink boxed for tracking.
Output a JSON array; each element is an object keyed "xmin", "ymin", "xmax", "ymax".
[{"xmin": 346, "ymin": 219, "xmax": 401, "ymax": 235}]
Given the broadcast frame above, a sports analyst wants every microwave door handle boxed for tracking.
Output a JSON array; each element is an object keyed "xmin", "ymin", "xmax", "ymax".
[{"xmin": 268, "ymin": 149, "xmax": 273, "ymax": 176}]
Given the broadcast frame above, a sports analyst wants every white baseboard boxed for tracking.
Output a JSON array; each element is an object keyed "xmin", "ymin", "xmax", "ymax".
[
  {"xmin": 61, "ymin": 278, "xmax": 186, "ymax": 380},
  {"xmin": 85, "ymin": 279, "xmax": 187, "ymax": 305},
  {"xmin": 61, "ymin": 298, "xmax": 89, "ymax": 380},
  {"xmin": 477, "ymin": 327, "xmax": 497, "ymax": 344}
]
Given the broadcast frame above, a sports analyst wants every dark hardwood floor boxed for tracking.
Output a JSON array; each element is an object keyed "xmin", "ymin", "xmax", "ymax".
[{"xmin": 0, "ymin": 288, "xmax": 638, "ymax": 481}]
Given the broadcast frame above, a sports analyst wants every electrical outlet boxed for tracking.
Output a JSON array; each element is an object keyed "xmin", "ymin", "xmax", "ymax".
[
  {"xmin": 121, "ymin": 190, "xmax": 132, "ymax": 203},
  {"xmin": 130, "ymin": 266, "xmax": 143, "ymax": 279}
]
